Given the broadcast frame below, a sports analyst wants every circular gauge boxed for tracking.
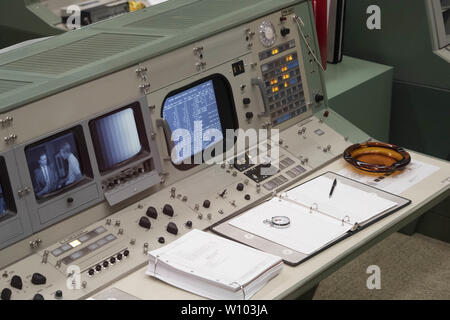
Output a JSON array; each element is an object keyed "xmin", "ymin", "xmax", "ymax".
[
  {"xmin": 259, "ymin": 21, "xmax": 277, "ymax": 47},
  {"xmin": 264, "ymin": 216, "xmax": 291, "ymax": 229}
]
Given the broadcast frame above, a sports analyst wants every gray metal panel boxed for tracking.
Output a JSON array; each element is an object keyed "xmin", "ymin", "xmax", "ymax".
[
  {"xmin": 0, "ymin": 150, "xmax": 33, "ymax": 250},
  {"xmin": 0, "ymin": 33, "xmax": 161, "ymax": 75}
]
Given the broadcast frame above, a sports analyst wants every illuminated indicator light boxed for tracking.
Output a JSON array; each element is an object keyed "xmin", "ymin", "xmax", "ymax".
[
  {"xmin": 283, "ymin": 74, "xmax": 290, "ymax": 80},
  {"xmin": 281, "ymin": 66, "xmax": 288, "ymax": 72},
  {"xmin": 272, "ymin": 48, "xmax": 279, "ymax": 55},
  {"xmin": 69, "ymin": 240, "xmax": 82, "ymax": 248},
  {"xmin": 284, "ymin": 82, "xmax": 289, "ymax": 88},
  {"xmin": 270, "ymin": 79, "xmax": 278, "ymax": 85},
  {"xmin": 286, "ymin": 55, "xmax": 293, "ymax": 62},
  {"xmin": 272, "ymin": 86, "xmax": 279, "ymax": 93}
]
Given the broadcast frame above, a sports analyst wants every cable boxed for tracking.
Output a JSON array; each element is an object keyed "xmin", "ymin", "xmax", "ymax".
[{"xmin": 292, "ymin": 14, "xmax": 325, "ymax": 72}]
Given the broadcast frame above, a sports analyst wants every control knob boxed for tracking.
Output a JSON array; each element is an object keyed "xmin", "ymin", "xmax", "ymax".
[
  {"xmin": 33, "ymin": 294, "xmax": 44, "ymax": 300},
  {"xmin": 203, "ymin": 200, "xmax": 211, "ymax": 208},
  {"xmin": 1, "ymin": 288, "xmax": 11, "ymax": 300},
  {"xmin": 10, "ymin": 275, "xmax": 23, "ymax": 290},
  {"xmin": 167, "ymin": 222, "xmax": 178, "ymax": 235},
  {"xmin": 280, "ymin": 27, "xmax": 290, "ymax": 37},
  {"xmin": 31, "ymin": 273, "xmax": 47, "ymax": 285},
  {"xmin": 163, "ymin": 204, "xmax": 174, "ymax": 217},
  {"xmin": 139, "ymin": 216, "xmax": 151, "ymax": 230},
  {"xmin": 146, "ymin": 206, "xmax": 158, "ymax": 219}
]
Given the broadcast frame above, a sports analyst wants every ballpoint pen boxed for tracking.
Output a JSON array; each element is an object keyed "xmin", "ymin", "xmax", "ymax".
[{"xmin": 329, "ymin": 179, "xmax": 337, "ymax": 198}]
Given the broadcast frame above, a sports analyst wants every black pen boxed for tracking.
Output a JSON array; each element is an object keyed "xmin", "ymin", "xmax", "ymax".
[{"xmin": 329, "ymin": 179, "xmax": 337, "ymax": 198}]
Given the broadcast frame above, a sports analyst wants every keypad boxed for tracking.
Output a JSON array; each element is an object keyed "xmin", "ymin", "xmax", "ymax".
[{"xmin": 261, "ymin": 50, "xmax": 307, "ymax": 126}]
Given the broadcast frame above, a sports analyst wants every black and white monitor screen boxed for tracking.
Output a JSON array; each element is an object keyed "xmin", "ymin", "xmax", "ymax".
[
  {"xmin": 25, "ymin": 127, "xmax": 91, "ymax": 200},
  {"xmin": 0, "ymin": 157, "xmax": 16, "ymax": 220},
  {"xmin": 162, "ymin": 74, "xmax": 238, "ymax": 168},
  {"xmin": 90, "ymin": 103, "xmax": 149, "ymax": 173}
]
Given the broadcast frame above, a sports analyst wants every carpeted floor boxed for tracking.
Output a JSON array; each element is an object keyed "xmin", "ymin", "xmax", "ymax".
[{"xmin": 313, "ymin": 232, "xmax": 450, "ymax": 300}]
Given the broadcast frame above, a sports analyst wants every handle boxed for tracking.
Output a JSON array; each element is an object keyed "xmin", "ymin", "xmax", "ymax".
[
  {"xmin": 156, "ymin": 118, "xmax": 175, "ymax": 160},
  {"xmin": 251, "ymin": 77, "xmax": 270, "ymax": 117}
]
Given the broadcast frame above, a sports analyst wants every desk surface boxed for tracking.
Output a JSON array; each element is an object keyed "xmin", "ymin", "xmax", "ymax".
[{"xmin": 100, "ymin": 151, "xmax": 450, "ymax": 300}]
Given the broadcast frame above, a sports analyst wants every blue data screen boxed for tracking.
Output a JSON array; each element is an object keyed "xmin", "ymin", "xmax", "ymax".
[
  {"xmin": 163, "ymin": 80, "xmax": 224, "ymax": 163},
  {"xmin": 0, "ymin": 184, "xmax": 6, "ymax": 216}
]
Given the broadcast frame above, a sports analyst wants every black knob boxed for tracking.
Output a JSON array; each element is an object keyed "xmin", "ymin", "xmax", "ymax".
[
  {"xmin": 245, "ymin": 112, "xmax": 254, "ymax": 120},
  {"xmin": 185, "ymin": 221, "xmax": 193, "ymax": 229},
  {"xmin": 315, "ymin": 94, "xmax": 324, "ymax": 103},
  {"xmin": 31, "ymin": 273, "xmax": 46, "ymax": 285},
  {"xmin": 33, "ymin": 293, "xmax": 44, "ymax": 300},
  {"xmin": 55, "ymin": 290, "xmax": 63, "ymax": 299},
  {"xmin": 10, "ymin": 275, "xmax": 22, "ymax": 290},
  {"xmin": 244, "ymin": 194, "xmax": 251, "ymax": 201},
  {"xmin": 123, "ymin": 250, "xmax": 130, "ymax": 257},
  {"xmin": 67, "ymin": 197, "xmax": 74, "ymax": 204},
  {"xmin": 110, "ymin": 257, "xmax": 116, "ymax": 264},
  {"xmin": 146, "ymin": 206, "xmax": 158, "ymax": 219},
  {"xmin": 117, "ymin": 253, "xmax": 123, "ymax": 261},
  {"xmin": 203, "ymin": 200, "xmax": 211, "ymax": 208},
  {"xmin": 88, "ymin": 269, "xmax": 95, "ymax": 276},
  {"xmin": 281, "ymin": 27, "xmax": 290, "ymax": 37},
  {"xmin": 102, "ymin": 261, "xmax": 109, "ymax": 268},
  {"xmin": 163, "ymin": 204, "xmax": 174, "ymax": 217},
  {"xmin": 158, "ymin": 237, "xmax": 165, "ymax": 244},
  {"xmin": 243, "ymin": 98, "xmax": 251, "ymax": 105},
  {"xmin": 139, "ymin": 216, "xmax": 151, "ymax": 229},
  {"xmin": 95, "ymin": 265, "xmax": 102, "ymax": 272},
  {"xmin": 167, "ymin": 222, "xmax": 178, "ymax": 235},
  {"xmin": 1, "ymin": 288, "xmax": 11, "ymax": 300},
  {"xmin": 236, "ymin": 183, "xmax": 244, "ymax": 191}
]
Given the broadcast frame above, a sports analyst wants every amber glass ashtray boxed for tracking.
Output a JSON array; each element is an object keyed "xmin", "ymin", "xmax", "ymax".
[{"xmin": 343, "ymin": 142, "xmax": 411, "ymax": 174}]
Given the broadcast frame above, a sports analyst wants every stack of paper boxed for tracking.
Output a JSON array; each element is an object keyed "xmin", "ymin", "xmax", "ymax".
[{"xmin": 146, "ymin": 229, "xmax": 283, "ymax": 300}]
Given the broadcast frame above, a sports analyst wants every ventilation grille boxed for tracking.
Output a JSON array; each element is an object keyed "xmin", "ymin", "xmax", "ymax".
[
  {"xmin": 0, "ymin": 33, "xmax": 160, "ymax": 75},
  {"xmin": 127, "ymin": 0, "xmax": 261, "ymax": 29},
  {"xmin": 0, "ymin": 79, "xmax": 31, "ymax": 95}
]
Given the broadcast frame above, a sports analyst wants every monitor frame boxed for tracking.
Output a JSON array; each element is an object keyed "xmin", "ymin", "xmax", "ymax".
[
  {"xmin": 0, "ymin": 156, "xmax": 17, "ymax": 222},
  {"xmin": 161, "ymin": 73, "xmax": 239, "ymax": 171},
  {"xmin": 0, "ymin": 152, "xmax": 33, "ymax": 250},
  {"xmin": 89, "ymin": 101, "xmax": 151, "ymax": 175},
  {"xmin": 24, "ymin": 125, "xmax": 94, "ymax": 203}
]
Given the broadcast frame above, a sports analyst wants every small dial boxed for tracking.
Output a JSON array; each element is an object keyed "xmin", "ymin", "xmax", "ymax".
[{"xmin": 259, "ymin": 21, "xmax": 276, "ymax": 47}]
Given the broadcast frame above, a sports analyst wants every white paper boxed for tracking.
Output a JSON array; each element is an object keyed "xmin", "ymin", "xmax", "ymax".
[
  {"xmin": 146, "ymin": 229, "xmax": 282, "ymax": 288},
  {"xmin": 338, "ymin": 160, "xmax": 440, "ymax": 195},
  {"xmin": 285, "ymin": 176, "xmax": 397, "ymax": 224},
  {"xmin": 229, "ymin": 197, "xmax": 351, "ymax": 255}
]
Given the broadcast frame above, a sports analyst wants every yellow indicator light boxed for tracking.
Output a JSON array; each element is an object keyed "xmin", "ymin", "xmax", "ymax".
[
  {"xmin": 281, "ymin": 66, "xmax": 288, "ymax": 72},
  {"xmin": 270, "ymin": 79, "xmax": 278, "ymax": 85},
  {"xmin": 69, "ymin": 240, "xmax": 82, "ymax": 248},
  {"xmin": 283, "ymin": 74, "xmax": 290, "ymax": 80},
  {"xmin": 272, "ymin": 86, "xmax": 279, "ymax": 93},
  {"xmin": 284, "ymin": 82, "xmax": 289, "ymax": 88},
  {"xmin": 272, "ymin": 48, "xmax": 279, "ymax": 55},
  {"xmin": 286, "ymin": 55, "xmax": 293, "ymax": 62}
]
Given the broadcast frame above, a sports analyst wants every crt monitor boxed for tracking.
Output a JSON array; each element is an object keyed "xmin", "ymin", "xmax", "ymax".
[
  {"xmin": 25, "ymin": 126, "xmax": 92, "ymax": 201},
  {"xmin": 0, "ymin": 184, "xmax": 5, "ymax": 218},
  {"xmin": 89, "ymin": 102, "xmax": 150, "ymax": 174},
  {"xmin": 0, "ymin": 157, "xmax": 16, "ymax": 222},
  {"xmin": 162, "ymin": 74, "xmax": 238, "ymax": 168}
]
